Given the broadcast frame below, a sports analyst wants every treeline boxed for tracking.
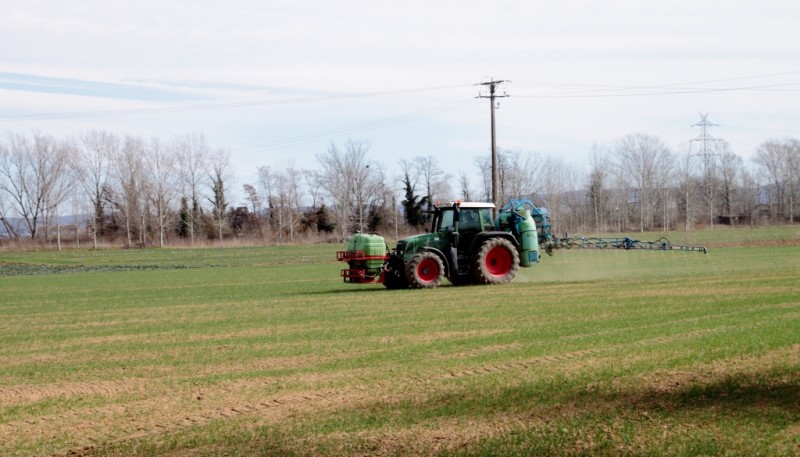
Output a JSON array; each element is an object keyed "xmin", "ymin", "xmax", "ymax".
[{"xmin": 0, "ymin": 130, "xmax": 798, "ymax": 250}]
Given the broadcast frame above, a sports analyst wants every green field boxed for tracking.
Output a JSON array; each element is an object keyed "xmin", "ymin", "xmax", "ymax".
[{"xmin": 1, "ymin": 227, "xmax": 799, "ymax": 456}]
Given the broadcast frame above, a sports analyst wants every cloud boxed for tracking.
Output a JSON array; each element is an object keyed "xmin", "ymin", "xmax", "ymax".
[{"xmin": 0, "ymin": 72, "xmax": 207, "ymax": 101}]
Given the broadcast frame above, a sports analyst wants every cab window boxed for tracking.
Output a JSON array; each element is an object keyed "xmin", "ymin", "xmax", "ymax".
[
  {"xmin": 438, "ymin": 209, "xmax": 455, "ymax": 231},
  {"xmin": 459, "ymin": 209, "xmax": 480, "ymax": 231},
  {"xmin": 478, "ymin": 208, "xmax": 493, "ymax": 229}
]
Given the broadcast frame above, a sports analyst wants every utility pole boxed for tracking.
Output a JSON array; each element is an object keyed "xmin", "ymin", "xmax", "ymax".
[
  {"xmin": 478, "ymin": 79, "xmax": 508, "ymax": 215},
  {"xmin": 691, "ymin": 113, "xmax": 721, "ymax": 229}
]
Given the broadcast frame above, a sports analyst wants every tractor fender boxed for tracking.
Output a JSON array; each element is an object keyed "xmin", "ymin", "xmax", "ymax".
[{"xmin": 474, "ymin": 231, "xmax": 520, "ymax": 249}]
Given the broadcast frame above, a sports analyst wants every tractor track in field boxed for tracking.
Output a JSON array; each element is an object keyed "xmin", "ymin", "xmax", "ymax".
[
  {"xmin": 6, "ymin": 315, "xmax": 794, "ymax": 456},
  {"xmin": 5, "ymin": 386, "xmax": 359, "ymax": 457},
  {"xmin": 0, "ymin": 379, "xmax": 150, "ymax": 405},
  {"xmin": 24, "ymin": 340, "xmax": 800, "ymax": 457}
]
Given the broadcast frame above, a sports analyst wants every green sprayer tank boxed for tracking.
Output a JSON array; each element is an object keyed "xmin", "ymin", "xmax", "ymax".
[
  {"xmin": 496, "ymin": 202, "xmax": 540, "ymax": 267},
  {"xmin": 516, "ymin": 209, "xmax": 539, "ymax": 267},
  {"xmin": 345, "ymin": 233, "xmax": 388, "ymax": 276}
]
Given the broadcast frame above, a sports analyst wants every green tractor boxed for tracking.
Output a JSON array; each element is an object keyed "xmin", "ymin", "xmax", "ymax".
[
  {"xmin": 337, "ymin": 198, "xmax": 707, "ymax": 289},
  {"xmin": 338, "ymin": 200, "xmax": 544, "ymax": 288}
]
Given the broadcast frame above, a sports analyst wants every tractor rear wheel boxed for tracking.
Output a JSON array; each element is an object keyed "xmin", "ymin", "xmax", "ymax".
[
  {"xmin": 472, "ymin": 237, "xmax": 520, "ymax": 285},
  {"xmin": 405, "ymin": 252, "xmax": 444, "ymax": 288}
]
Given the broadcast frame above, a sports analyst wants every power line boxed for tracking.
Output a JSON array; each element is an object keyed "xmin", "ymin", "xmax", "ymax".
[
  {"xmin": 229, "ymin": 99, "xmax": 481, "ymax": 154},
  {"xmin": 512, "ymin": 69, "xmax": 800, "ymax": 95},
  {"xmin": 512, "ymin": 83, "xmax": 798, "ymax": 99}
]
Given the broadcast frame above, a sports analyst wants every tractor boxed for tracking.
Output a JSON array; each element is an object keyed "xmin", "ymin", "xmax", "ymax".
[
  {"xmin": 336, "ymin": 197, "xmax": 708, "ymax": 289},
  {"xmin": 338, "ymin": 199, "xmax": 543, "ymax": 288}
]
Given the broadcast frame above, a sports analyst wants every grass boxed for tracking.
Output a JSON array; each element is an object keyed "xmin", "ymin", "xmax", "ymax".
[{"xmin": 0, "ymin": 227, "xmax": 798, "ymax": 456}]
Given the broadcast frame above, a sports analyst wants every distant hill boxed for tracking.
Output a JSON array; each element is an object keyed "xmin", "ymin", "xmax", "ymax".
[{"xmin": 0, "ymin": 214, "xmax": 91, "ymax": 238}]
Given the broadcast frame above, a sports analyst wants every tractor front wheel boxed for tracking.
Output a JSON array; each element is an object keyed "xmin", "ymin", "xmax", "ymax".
[
  {"xmin": 405, "ymin": 252, "xmax": 444, "ymax": 288},
  {"xmin": 472, "ymin": 237, "xmax": 520, "ymax": 285}
]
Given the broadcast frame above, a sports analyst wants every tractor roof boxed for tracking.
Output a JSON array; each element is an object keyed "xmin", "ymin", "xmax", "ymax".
[{"xmin": 435, "ymin": 201, "xmax": 495, "ymax": 209}]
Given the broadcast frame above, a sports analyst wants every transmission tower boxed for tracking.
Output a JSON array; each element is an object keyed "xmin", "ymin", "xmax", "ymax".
[
  {"xmin": 691, "ymin": 113, "xmax": 720, "ymax": 157},
  {"xmin": 690, "ymin": 113, "xmax": 721, "ymax": 229},
  {"xmin": 477, "ymin": 79, "xmax": 509, "ymax": 215}
]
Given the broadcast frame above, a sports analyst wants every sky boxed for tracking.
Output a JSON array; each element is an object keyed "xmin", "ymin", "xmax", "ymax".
[{"xmin": 2, "ymin": 0, "xmax": 799, "ymax": 203}]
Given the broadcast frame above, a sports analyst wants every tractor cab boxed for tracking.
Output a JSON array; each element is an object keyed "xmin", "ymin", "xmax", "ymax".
[
  {"xmin": 432, "ymin": 201, "xmax": 494, "ymax": 234},
  {"xmin": 430, "ymin": 201, "xmax": 496, "ymax": 272}
]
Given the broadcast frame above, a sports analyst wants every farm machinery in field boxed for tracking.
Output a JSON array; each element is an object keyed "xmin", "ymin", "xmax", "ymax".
[{"xmin": 337, "ymin": 199, "xmax": 707, "ymax": 289}]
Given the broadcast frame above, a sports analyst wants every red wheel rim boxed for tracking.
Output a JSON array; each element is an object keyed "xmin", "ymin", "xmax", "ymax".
[
  {"xmin": 417, "ymin": 258, "xmax": 440, "ymax": 283},
  {"xmin": 485, "ymin": 246, "xmax": 512, "ymax": 276}
]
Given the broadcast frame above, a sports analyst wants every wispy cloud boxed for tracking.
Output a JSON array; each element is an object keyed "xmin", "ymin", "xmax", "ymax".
[{"xmin": 0, "ymin": 72, "xmax": 205, "ymax": 102}]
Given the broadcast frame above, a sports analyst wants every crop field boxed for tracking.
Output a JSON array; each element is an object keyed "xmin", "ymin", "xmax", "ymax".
[{"xmin": 1, "ymin": 227, "xmax": 799, "ymax": 456}]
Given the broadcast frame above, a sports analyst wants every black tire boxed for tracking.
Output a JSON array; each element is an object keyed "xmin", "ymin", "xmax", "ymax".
[
  {"xmin": 383, "ymin": 256, "xmax": 409, "ymax": 289},
  {"xmin": 405, "ymin": 251, "xmax": 444, "ymax": 288},
  {"xmin": 471, "ymin": 237, "xmax": 520, "ymax": 285}
]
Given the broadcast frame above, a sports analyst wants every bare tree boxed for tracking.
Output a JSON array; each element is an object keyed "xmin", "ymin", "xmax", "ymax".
[
  {"xmin": 174, "ymin": 133, "xmax": 209, "ymax": 244},
  {"xmin": 316, "ymin": 139, "xmax": 381, "ymax": 238},
  {"xmin": 754, "ymin": 139, "xmax": 796, "ymax": 222},
  {"xmin": 303, "ymin": 169, "xmax": 323, "ymax": 210},
  {"xmin": 0, "ymin": 133, "xmax": 35, "ymax": 239},
  {"xmin": 790, "ymin": 139, "xmax": 800, "ymax": 215},
  {"xmin": 499, "ymin": 149, "xmax": 542, "ymax": 203},
  {"xmin": 738, "ymin": 162, "xmax": 760, "ymax": 226},
  {"xmin": 316, "ymin": 143, "xmax": 349, "ymax": 238},
  {"xmin": 562, "ymin": 163, "xmax": 585, "ymax": 232},
  {"xmin": 145, "ymin": 137, "xmax": 177, "ymax": 247},
  {"xmin": 207, "ymin": 148, "xmax": 232, "ymax": 242},
  {"xmin": 283, "ymin": 162, "xmax": 305, "ymax": 242},
  {"xmin": 539, "ymin": 156, "xmax": 571, "ymax": 233},
  {"xmin": 44, "ymin": 139, "xmax": 75, "ymax": 250},
  {"xmin": 110, "ymin": 135, "xmax": 147, "ymax": 248},
  {"xmin": 459, "ymin": 170, "xmax": 474, "ymax": 201},
  {"xmin": 0, "ymin": 173, "xmax": 15, "ymax": 238},
  {"xmin": 675, "ymin": 146, "xmax": 697, "ymax": 231},
  {"xmin": 242, "ymin": 183, "xmax": 263, "ymax": 238},
  {"xmin": 696, "ymin": 145, "xmax": 721, "ymax": 229},
  {"xmin": 717, "ymin": 141, "xmax": 742, "ymax": 225},
  {"xmin": 473, "ymin": 149, "xmax": 544, "ymax": 205},
  {"xmin": 73, "ymin": 130, "xmax": 115, "ymax": 248},
  {"xmin": 414, "ymin": 155, "xmax": 451, "ymax": 209},
  {"xmin": 612, "ymin": 133, "xmax": 674, "ymax": 232},
  {"xmin": 364, "ymin": 163, "xmax": 391, "ymax": 233},
  {"xmin": 267, "ymin": 164, "xmax": 303, "ymax": 242},
  {"xmin": 0, "ymin": 132, "xmax": 71, "ymax": 241},
  {"xmin": 474, "ymin": 154, "xmax": 492, "ymax": 202},
  {"xmin": 587, "ymin": 146, "xmax": 610, "ymax": 232},
  {"xmin": 258, "ymin": 166, "xmax": 280, "ymax": 240}
]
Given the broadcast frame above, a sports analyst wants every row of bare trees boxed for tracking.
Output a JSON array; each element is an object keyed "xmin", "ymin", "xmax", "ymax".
[
  {"xmin": 0, "ymin": 131, "xmax": 232, "ymax": 248},
  {"xmin": 263, "ymin": 134, "xmax": 800, "ymax": 239},
  {"xmin": 480, "ymin": 134, "xmax": 800, "ymax": 234},
  {"xmin": 1, "ymin": 130, "xmax": 798, "ymax": 249}
]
